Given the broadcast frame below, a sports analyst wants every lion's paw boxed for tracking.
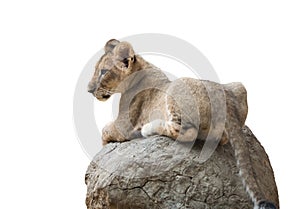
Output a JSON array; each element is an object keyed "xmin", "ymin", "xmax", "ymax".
[{"xmin": 141, "ymin": 119, "xmax": 165, "ymax": 137}]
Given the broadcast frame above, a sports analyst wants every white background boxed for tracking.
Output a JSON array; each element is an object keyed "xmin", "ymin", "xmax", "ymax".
[{"xmin": 0, "ymin": 1, "xmax": 299, "ymax": 208}]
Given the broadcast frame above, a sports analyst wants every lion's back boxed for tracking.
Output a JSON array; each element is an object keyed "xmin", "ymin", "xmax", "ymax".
[{"xmin": 166, "ymin": 78, "xmax": 248, "ymax": 136}]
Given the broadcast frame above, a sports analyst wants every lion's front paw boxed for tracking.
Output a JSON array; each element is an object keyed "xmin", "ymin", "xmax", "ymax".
[
  {"xmin": 102, "ymin": 127, "xmax": 112, "ymax": 145},
  {"xmin": 102, "ymin": 121, "xmax": 127, "ymax": 144},
  {"xmin": 141, "ymin": 123, "xmax": 153, "ymax": 137},
  {"xmin": 101, "ymin": 122, "xmax": 115, "ymax": 145},
  {"xmin": 141, "ymin": 120, "xmax": 165, "ymax": 137}
]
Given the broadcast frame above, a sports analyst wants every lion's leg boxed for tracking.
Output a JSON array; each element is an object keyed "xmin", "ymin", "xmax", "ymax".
[
  {"xmin": 177, "ymin": 124, "xmax": 198, "ymax": 142},
  {"xmin": 141, "ymin": 119, "xmax": 178, "ymax": 138},
  {"xmin": 141, "ymin": 119, "xmax": 198, "ymax": 142},
  {"xmin": 102, "ymin": 122, "xmax": 127, "ymax": 145}
]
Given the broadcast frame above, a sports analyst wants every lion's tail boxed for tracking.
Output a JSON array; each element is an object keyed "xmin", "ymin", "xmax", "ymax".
[{"xmin": 225, "ymin": 82, "xmax": 277, "ymax": 209}]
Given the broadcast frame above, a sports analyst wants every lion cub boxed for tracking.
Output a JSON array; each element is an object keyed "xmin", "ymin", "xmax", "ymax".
[{"xmin": 87, "ymin": 39, "xmax": 276, "ymax": 209}]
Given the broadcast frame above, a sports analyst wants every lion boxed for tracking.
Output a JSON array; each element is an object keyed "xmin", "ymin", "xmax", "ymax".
[{"xmin": 87, "ymin": 39, "xmax": 277, "ymax": 209}]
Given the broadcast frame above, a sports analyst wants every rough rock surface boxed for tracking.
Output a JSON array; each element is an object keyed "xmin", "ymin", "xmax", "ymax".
[{"xmin": 85, "ymin": 126, "xmax": 279, "ymax": 209}]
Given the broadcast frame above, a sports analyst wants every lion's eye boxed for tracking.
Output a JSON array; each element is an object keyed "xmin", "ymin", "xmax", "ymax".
[{"xmin": 100, "ymin": 69, "xmax": 109, "ymax": 76}]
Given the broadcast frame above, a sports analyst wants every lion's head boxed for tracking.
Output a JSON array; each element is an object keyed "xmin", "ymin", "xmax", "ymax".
[{"xmin": 87, "ymin": 39, "xmax": 138, "ymax": 101}]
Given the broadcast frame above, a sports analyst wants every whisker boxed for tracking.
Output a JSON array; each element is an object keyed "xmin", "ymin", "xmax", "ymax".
[{"xmin": 98, "ymin": 88, "xmax": 115, "ymax": 94}]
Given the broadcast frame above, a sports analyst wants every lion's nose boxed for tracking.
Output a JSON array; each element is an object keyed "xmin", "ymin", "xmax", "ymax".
[
  {"xmin": 88, "ymin": 88, "xmax": 96, "ymax": 93},
  {"xmin": 88, "ymin": 83, "xmax": 96, "ymax": 93}
]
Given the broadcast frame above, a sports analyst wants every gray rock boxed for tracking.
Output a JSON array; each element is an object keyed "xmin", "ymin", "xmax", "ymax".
[{"xmin": 85, "ymin": 126, "xmax": 279, "ymax": 209}]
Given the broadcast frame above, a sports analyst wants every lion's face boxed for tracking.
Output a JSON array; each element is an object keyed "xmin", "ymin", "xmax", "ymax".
[{"xmin": 87, "ymin": 39, "xmax": 136, "ymax": 101}]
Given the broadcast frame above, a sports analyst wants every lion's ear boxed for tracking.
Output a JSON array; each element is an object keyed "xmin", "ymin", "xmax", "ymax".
[
  {"xmin": 113, "ymin": 42, "xmax": 135, "ymax": 69},
  {"xmin": 104, "ymin": 39, "xmax": 120, "ymax": 53}
]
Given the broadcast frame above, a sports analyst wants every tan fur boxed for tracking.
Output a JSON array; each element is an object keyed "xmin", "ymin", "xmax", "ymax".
[{"xmin": 87, "ymin": 39, "xmax": 276, "ymax": 209}]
